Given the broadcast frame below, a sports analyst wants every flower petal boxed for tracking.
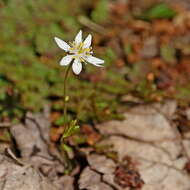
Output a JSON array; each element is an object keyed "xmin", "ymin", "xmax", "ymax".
[
  {"xmin": 72, "ymin": 59, "xmax": 82, "ymax": 75},
  {"xmin": 54, "ymin": 37, "xmax": 70, "ymax": 52},
  {"xmin": 89, "ymin": 63, "xmax": 104, "ymax": 67},
  {"xmin": 60, "ymin": 55, "xmax": 73, "ymax": 66},
  {"xmin": 83, "ymin": 34, "xmax": 92, "ymax": 48},
  {"xmin": 75, "ymin": 30, "xmax": 82, "ymax": 44},
  {"xmin": 85, "ymin": 55, "xmax": 104, "ymax": 66}
]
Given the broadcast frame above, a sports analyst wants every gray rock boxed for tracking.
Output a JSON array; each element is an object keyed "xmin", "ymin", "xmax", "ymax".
[
  {"xmin": 96, "ymin": 103, "xmax": 178, "ymax": 142},
  {"xmin": 97, "ymin": 102, "xmax": 190, "ymax": 190},
  {"xmin": 87, "ymin": 154, "xmax": 116, "ymax": 174},
  {"xmin": 0, "ymin": 153, "xmax": 58, "ymax": 190},
  {"xmin": 79, "ymin": 167, "xmax": 113, "ymax": 190}
]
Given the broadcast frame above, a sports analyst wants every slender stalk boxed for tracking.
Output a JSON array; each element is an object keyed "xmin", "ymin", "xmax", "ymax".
[
  {"xmin": 60, "ymin": 63, "xmax": 72, "ymax": 164},
  {"xmin": 63, "ymin": 63, "xmax": 72, "ymax": 128}
]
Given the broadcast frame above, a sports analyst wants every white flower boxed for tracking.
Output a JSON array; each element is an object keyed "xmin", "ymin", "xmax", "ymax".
[{"xmin": 54, "ymin": 30, "xmax": 104, "ymax": 75}]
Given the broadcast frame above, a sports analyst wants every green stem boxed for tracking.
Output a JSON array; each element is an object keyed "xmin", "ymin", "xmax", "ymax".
[{"xmin": 63, "ymin": 63, "xmax": 72, "ymax": 128}]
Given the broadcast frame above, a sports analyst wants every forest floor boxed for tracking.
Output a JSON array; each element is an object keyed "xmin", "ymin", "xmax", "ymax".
[{"xmin": 0, "ymin": 0, "xmax": 190, "ymax": 190}]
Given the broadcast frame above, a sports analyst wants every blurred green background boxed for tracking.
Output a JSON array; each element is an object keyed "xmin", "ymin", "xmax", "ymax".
[{"xmin": 0, "ymin": 0, "xmax": 190, "ymax": 124}]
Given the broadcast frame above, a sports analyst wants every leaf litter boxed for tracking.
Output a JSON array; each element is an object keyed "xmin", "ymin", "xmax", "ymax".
[{"xmin": 0, "ymin": 0, "xmax": 190, "ymax": 189}]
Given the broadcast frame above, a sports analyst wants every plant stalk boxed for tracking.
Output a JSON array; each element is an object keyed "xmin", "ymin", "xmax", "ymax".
[{"xmin": 63, "ymin": 63, "xmax": 72, "ymax": 129}]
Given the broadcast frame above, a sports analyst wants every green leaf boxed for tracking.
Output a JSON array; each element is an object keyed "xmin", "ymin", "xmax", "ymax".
[
  {"xmin": 91, "ymin": 0, "xmax": 109, "ymax": 23},
  {"xmin": 55, "ymin": 116, "xmax": 65, "ymax": 126},
  {"xmin": 138, "ymin": 3, "xmax": 177, "ymax": 20},
  {"xmin": 62, "ymin": 120, "xmax": 80, "ymax": 139},
  {"xmin": 61, "ymin": 143, "xmax": 73, "ymax": 154}
]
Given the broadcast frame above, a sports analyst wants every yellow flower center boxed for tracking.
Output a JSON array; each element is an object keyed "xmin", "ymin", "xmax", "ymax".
[{"xmin": 69, "ymin": 42, "xmax": 92, "ymax": 62}]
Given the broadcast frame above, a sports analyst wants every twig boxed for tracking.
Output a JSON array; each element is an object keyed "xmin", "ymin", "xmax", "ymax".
[
  {"xmin": 78, "ymin": 16, "xmax": 107, "ymax": 34},
  {"xmin": 0, "ymin": 122, "xmax": 11, "ymax": 127}
]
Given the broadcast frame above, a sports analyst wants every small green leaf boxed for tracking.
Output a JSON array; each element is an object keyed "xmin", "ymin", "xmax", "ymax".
[
  {"xmin": 138, "ymin": 3, "xmax": 177, "ymax": 20},
  {"xmin": 96, "ymin": 101, "xmax": 108, "ymax": 109},
  {"xmin": 63, "ymin": 125, "xmax": 80, "ymax": 139},
  {"xmin": 62, "ymin": 120, "xmax": 80, "ymax": 139},
  {"xmin": 55, "ymin": 116, "xmax": 65, "ymax": 126},
  {"xmin": 91, "ymin": 0, "xmax": 109, "ymax": 23},
  {"xmin": 61, "ymin": 143, "xmax": 73, "ymax": 154}
]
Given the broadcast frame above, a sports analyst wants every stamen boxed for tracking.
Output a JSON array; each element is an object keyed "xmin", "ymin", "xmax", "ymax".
[{"xmin": 69, "ymin": 40, "xmax": 92, "ymax": 60}]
